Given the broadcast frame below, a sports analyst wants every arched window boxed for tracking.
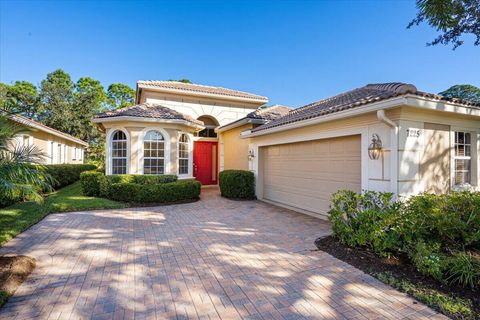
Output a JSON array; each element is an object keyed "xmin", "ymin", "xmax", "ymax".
[
  {"xmin": 178, "ymin": 134, "xmax": 189, "ymax": 175},
  {"xmin": 111, "ymin": 130, "xmax": 127, "ymax": 174},
  {"xmin": 144, "ymin": 130, "xmax": 164, "ymax": 174}
]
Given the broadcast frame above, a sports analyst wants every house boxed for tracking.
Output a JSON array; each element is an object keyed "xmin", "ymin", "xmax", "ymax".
[
  {"xmin": 93, "ymin": 80, "xmax": 270, "ymax": 183},
  {"xmin": 7, "ymin": 113, "xmax": 88, "ymax": 164},
  {"xmin": 93, "ymin": 81, "xmax": 480, "ymax": 219}
]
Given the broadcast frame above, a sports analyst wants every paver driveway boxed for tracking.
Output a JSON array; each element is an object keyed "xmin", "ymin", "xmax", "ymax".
[{"xmin": 0, "ymin": 188, "xmax": 445, "ymax": 320}]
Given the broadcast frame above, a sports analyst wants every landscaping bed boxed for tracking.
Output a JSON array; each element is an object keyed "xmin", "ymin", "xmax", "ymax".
[
  {"xmin": 315, "ymin": 235, "xmax": 479, "ymax": 319},
  {"xmin": 0, "ymin": 255, "xmax": 36, "ymax": 307}
]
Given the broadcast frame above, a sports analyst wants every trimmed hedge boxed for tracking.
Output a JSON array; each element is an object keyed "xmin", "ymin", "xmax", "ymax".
[
  {"xmin": 80, "ymin": 172, "xmax": 200, "ymax": 204},
  {"xmin": 43, "ymin": 164, "xmax": 97, "ymax": 189},
  {"xmin": 219, "ymin": 170, "xmax": 255, "ymax": 199},
  {"xmin": 108, "ymin": 180, "xmax": 201, "ymax": 203}
]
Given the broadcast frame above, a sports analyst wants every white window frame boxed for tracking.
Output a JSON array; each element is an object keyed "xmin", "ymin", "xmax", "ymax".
[
  {"xmin": 108, "ymin": 129, "xmax": 130, "ymax": 175},
  {"xmin": 177, "ymin": 132, "xmax": 193, "ymax": 178},
  {"xmin": 138, "ymin": 128, "xmax": 170, "ymax": 174},
  {"xmin": 72, "ymin": 147, "xmax": 77, "ymax": 160},
  {"xmin": 452, "ymin": 131, "xmax": 472, "ymax": 186},
  {"xmin": 143, "ymin": 130, "xmax": 166, "ymax": 175}
]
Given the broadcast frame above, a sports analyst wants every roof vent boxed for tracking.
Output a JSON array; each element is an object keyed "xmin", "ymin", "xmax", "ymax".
[{"xmin": 365, "ymin": 82, "xmax": 417, "ymax": 94}]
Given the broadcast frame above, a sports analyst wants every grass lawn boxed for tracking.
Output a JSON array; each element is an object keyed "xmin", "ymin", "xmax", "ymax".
[{"xmin": 0, "ymin": 181, "xmax": 126, "ymax": 246}]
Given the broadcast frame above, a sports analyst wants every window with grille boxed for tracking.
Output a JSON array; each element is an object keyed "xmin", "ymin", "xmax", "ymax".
[
  {"xmin": 454, "ymin": 131, "xmax": 471, "ymax": 185},
  {"xmin": 178, "ymin": 133, "xmax": 189, "ymax": 175},
  {"xmin": 144, "ymin": 130, "xmax": 164, "ymax": 174},
  {"xmin": 112, "ymin": 130, "xmax": 127, "ymax": 174}
]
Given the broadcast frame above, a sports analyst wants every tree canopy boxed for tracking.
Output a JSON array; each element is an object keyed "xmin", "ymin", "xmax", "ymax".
[
  {"xmin": 439, "ymin": 84, "xmax": 480, "ymax": 103},
  {"xmin": 106, "ymin": 83, "xmax": 136, "ymax": 110},
  {"xmin": 408, "ymin": 0, "xmax": 480, "ymax": 49}
]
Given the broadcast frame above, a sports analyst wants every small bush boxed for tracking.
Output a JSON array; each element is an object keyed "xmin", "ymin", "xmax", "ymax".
[
  {"xmin": 109, "ymin": 180, "xmax": 201, "ymax": 203},
  {"xmin": 411, "ymin": 241, "xmax": 445, "ymax": 281},
  {"xmin": 445, "ymin": 252, "xmax": 480, "ymax": 289},
  {"xmin": 43, "ymin": 164, "xmax": 97, "ymax": 189},
  {"xmin": 219, "ymin": 170, "xmax": 255, "ymax": 199},
  {"xmin": 104, "ymin": 174, "xmax": 177, "ymax": 186},
  {"xmin": 80, "ymin": 171, "xmax": 106, "ymax": 196}
]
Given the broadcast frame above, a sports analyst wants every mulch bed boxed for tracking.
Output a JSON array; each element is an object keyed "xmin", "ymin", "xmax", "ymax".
[
  {"xmin": 314, "ymin": 235, "xmax": 479, "ymax": 314},
  {"xmin": 0, "ymin": 255, "xmax": 36, "ymax": 306}
]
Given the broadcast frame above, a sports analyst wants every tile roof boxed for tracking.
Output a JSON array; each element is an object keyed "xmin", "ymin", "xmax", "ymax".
[
  {"xmin": 3, "ymin": 111, "xmax": 88, "ymax": 146},
  {"xmin": 94, "ymin": 103, "xmax": 204, "ymax": 126},
  {"xmin": 137, "ymin": 80, "xmax": 268, "ymax": 102},
  {"xmin": 245, "ymin": 105, "xmax": 292, "ymax": 121},
  {"xmin": 253, "ymin": 82, "xmax": 480, "ymax": 132}
]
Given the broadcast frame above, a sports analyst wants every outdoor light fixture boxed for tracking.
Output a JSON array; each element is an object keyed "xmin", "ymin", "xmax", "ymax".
[
  {"xmin": 368, "ymin": 134, "xmax": 382, "ymax": 160},
  {"xmin": 248, "ymin": 149, "xmax": 255, "ymax": 161}
]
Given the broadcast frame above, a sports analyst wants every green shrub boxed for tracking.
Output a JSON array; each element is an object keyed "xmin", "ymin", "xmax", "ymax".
[
  {"xmin": 411, "ymin": 241, "xmax": 445, "ymax": 281},
  {"xmin": 105, "ymin": 174, "xmax": 177, "ymax": 186},
  {"xmin": 80, "ymin": 171, "xmax": 106, "ymax": 196},
  {"xmin": 328, "ymin": 190, "xmax": 402, "ymax": 256},
  {"xmin": 219, "ymin": 170, "xmax": 255, "ymax": 199},
  {"xmin": 42, "ymin": 164, "xmax": 97, "ymax": 189},
  {"xmin": 108, "ymin": 180, "xmax": 201, "ymax": 203}
]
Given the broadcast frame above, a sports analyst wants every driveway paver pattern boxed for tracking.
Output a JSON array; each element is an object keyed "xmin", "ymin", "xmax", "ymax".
[{"xmin": 0, "ymin": 188, "xmax": 445, "ymax": 319}]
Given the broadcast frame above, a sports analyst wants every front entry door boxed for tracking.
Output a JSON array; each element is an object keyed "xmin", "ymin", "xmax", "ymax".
[{"xmin": 193, "ymin": 141, "xmax": 218, "ymax": 185}]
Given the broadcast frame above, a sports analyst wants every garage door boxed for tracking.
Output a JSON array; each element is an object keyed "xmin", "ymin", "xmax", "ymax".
[{"xmin": 261, "ymin": 135, "xmax": 361, "ymax": 217}]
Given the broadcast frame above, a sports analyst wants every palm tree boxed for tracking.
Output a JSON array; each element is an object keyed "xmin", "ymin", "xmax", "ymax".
[{"xmin": 0, "ymin": 113, "xmax": 53, "ymax": 206}]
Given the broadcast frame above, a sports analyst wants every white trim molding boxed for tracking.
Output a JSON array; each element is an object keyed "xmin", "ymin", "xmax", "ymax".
[
  {"xmin": 93, "ymin": 116, "xmax": 205, "ymax": 130},
  {"xmin": 177, "ymin": 132, "xmax": 194, "ymax": 179}
]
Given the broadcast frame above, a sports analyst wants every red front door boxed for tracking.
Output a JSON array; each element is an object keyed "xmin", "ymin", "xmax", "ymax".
[{"xmin": 193, "ymin": 141, "xmax": 218, "ymax": 185}]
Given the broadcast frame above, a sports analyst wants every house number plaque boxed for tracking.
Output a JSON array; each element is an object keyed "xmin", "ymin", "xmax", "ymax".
[{"xmin": 406, "ymin": 129, "xmax": 421, "ymax": 138}]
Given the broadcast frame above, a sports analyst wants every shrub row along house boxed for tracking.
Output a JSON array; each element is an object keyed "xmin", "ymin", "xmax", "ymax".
[
  {"xmin": 92, "ymin": 81, "xmax": 480, "ymax": 218},
  {"xmin": 5, "ymin": 112, "xmax": 88, "ymax": 164}
]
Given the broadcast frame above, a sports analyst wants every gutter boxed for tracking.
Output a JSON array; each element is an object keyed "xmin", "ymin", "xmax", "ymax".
[{"xmin": 216, "ymin": 118, "xmax": 266, "ymax": 133}]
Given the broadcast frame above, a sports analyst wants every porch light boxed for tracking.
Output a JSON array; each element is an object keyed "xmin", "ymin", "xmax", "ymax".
[
  {"xmin": 368, "ymin": 134, "xmax": 382, "ymax": 160},
  {"xmin": 248, "ymin": 149, "xmax": 255, "ymax": 161}
]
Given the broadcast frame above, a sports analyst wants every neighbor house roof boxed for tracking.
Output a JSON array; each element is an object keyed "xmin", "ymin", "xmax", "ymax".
[
  {"xmin": 136, "ymin": 80, "xmax": 268, "ymax": 104},
  {"xmin": 93, "ymin": 103, "xmax": 204, "ymax": 127},
  {"xmin": 252, "ymin": 82, "xmax": 480, "ymax": 133},
  {"xmin": 4, "ymin": 112, "xmax": 88, "ymax": 147},
  {"xmin": 217, "ymin": 105, "xmax": 292, "ymax": 133}
]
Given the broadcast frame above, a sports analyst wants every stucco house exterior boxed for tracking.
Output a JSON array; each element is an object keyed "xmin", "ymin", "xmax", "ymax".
[
  {"xmin": 7, "ymin": 113, "xmax": 88, "ymax": 164},
  {"xmin": 93, "ymin": 81, "xmax": 480, "ymax": 219}
]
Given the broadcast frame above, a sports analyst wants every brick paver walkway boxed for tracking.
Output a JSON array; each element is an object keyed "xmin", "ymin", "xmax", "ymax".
[{"xmin": 0, "ymin": 188, "xmax": 445, "ymax": 320}]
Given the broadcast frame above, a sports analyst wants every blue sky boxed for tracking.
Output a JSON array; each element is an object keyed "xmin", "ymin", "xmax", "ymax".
[{"xmin": 0, "ymin": 0, "xmax": 479, "ymax": 107}]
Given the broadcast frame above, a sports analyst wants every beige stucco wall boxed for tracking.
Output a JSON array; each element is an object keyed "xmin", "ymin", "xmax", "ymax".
[
  {"xmin": 10, "ymin": 122, "xmax": 86, "ymax": 164},
  {"xmin": 140, "ymin": 91, "xmax": 264, "ymax": 126},
  {"xmin": 102, "ymin": 120, "xmax": 196, "ymax": 176},
  {"xmin": 219, "ymin": 123, "xmax": 252, "ymax": 171}
]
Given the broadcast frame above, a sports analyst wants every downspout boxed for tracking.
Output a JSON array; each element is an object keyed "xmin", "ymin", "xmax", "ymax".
[{"xmin": 377, "ymin": 110, "xmax": 399, "ymax": 197}]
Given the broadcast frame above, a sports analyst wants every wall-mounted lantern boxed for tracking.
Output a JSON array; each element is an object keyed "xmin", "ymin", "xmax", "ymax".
[
  {"xmin": 368, "ymin": 134, "xmax": 382, "ymax": 160},
  {"xmin": 248, "ymin": 149, "xmax": 255, "ymax": 161}
]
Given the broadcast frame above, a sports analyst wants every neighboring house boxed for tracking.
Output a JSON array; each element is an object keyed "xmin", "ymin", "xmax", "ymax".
[
  {"xmin": 93, "ymin": 81, "xmax": 268, "ymax": 184},
  {"xmin": 7, "ymin": 113, "xmax": 88, "ymax": 164},
  {"xmin": 93, "ymin": 81, "xmax": 480, "ymax": 219},
  {"xmin": 240, "ymin": 83, "xmax": 480, "ymax": 218}
]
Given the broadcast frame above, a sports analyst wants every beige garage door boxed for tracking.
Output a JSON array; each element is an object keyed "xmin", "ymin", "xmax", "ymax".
[{"xmin": 261, "ymin": 135, "xmax": 361, "ymax": 217}]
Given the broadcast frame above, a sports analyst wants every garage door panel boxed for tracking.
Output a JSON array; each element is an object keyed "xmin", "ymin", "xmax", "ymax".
[{"xmin": 262, "ymin": 135, "xmax": 361, "ymax": 217}]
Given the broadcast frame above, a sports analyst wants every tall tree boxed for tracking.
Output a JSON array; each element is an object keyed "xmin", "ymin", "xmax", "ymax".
[
  {"xmin": 439, "ymin": 84, "xmax": 480, "ymax": 103},
  {"xmin": 38, "ymin": 69, "xmax": 75, "ymax": 134},
  {"xmin": 73, "ymin": 77, "xmax": 106, "ymax": 141},
  {"xmin": 106, "ymin": 83, "xmax": 135, "ymax": 110},
  {"xmin": 2, "ymin": 81, "xmax": 39, "ymax": 119},
  {"xmin": 408, "ymin": 0, "xmax": 480, "ymax": 49}
]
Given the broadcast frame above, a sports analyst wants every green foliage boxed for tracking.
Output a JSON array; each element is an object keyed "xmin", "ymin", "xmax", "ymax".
[
  {"xmin": 0, "ymin": 114, "xmax": 54, "ymax": 207},
  {"xmin": 106, "ymin": 83, "xmax": 135, "ymax": 110},
  {"xmin": 105, "ymin": 174, "xmax": 177, "ymax": 185},
  {"xmin": 80, "ymin": 170, "xmax": 106, "ymax": 196},
  {"xmin": 328, "ymin": 190, "xmax": 402, "ymax": 256},
  {"xmin": 1, "ymin": 81, "xmax": 39, "ymax": 118},
  {"xmin": 329, "ymin": 190, "xmax": 480, "ymax": 289},
  {"xmin": 445, "ymin": 252, "xmax": 480, "ymax": 289},
  {"xmin": 167, "ymin": 79, "xmax": 193, "ymax": 84},
  {"xmin": 408, "ymin": 0, "xmax": 480, "ymax": 49},
  {"xmin": 218, "ymin": 170, "xmax": 255, "ymax": 199},
  {"xmin": 0, "ymin": 182, "xmax": 125, "ymax": 246},
  {"xmin": 439, "ymin": 84, "xmax": 480, "ymax": 104},
  {"xmin": 43, "ymin": 164, "xmax": 97, "ymax": 189},
  {"xmin": 376, "ymin": 272, "xmax": 476, "ymax": 319},
  {"xmin": 107, "ymin": 180, "xmax": 201, "ymax": 204}
]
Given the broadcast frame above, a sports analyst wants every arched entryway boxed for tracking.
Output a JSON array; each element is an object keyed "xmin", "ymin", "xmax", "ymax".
[{"xmin": 193, "ymin": 115, "xmax": 219, "ymax": 185}]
